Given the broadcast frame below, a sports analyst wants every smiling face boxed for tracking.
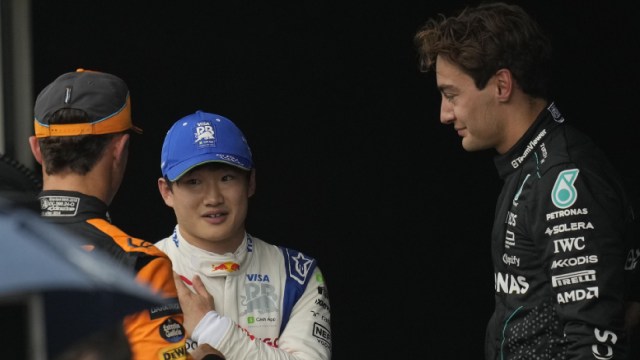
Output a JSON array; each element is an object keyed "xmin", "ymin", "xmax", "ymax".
[
  {"xmin": 435, "ymin": 55, "xmax": 506, "ymax": 153},
  {"xmin": 158, "ymin": 163, "xmax": 255, "ymax": 253}
]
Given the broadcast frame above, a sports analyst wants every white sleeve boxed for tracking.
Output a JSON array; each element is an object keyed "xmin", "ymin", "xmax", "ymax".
[
  {"xmin": 190, "ymin": 311, "xmax": 233, "ymax": 348},
  {"xmin": 276, "ymin": 266, "xmax": 332, "ymax": 359},
  {"xmin": 205, "ymin": 267, "xmax": 332, "ymax": 360}
]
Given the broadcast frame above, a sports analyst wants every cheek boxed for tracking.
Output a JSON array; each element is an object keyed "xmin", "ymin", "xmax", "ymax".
[
  {"xmin": 169, "ymin": 190, "xmax": 200, "ymax": 211},
  {"xmin": 230, "ymin": 194, "xmax": 250, "ymax": 217},
  {"xmin": 179, "ymin": 194, "xmax": 201, "ymax": 208},
  {"xmin": 458, "ymin": 97, "xmax": 484, "ymax": 126},
  {"xmin": 171, "ymin": 199, "xmax": 198, "ymax": 224}
]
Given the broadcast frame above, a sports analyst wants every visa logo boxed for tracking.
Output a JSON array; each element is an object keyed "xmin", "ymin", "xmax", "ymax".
[{"xmin": 246, "ymin": 273, "xmax": 271, "ymax": 282}]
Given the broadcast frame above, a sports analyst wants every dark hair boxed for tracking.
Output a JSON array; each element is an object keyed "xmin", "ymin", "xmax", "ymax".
[
  {"xmin": 164, "ymin": 162, "xmax": 252, "ymax": 191},
  {"xmin": 414, "ymin": 2, "xmax": 552, "ymax": 99},
  {"xmin": 37, "ymin": 108, "xmax": 119, "ymax": 175}
]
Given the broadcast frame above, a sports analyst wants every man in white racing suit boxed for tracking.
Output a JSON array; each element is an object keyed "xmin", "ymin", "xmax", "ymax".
[{"xmin": 156, "ymin": 110, "xmax": 331, "ymax": 359}]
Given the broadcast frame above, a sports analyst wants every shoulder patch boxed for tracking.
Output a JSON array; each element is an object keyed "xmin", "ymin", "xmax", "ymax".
[{"xmin": 280, "ymin": 247, "xmax": 317, "ymax": 333}]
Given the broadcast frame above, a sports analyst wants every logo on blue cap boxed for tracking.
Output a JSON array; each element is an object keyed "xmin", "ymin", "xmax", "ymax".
[
  {"xmin": 194, "ymin": 122, "xmax": 216, "ymax": 144},
  {"xmin": 161, "ymin": 111, "xmax": 253, "ymax": 181}
]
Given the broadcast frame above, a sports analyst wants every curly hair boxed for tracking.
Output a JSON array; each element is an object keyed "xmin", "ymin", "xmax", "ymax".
[{"xmin": 414, "ymin": 2, "xmax": 552, "ymax": 99}]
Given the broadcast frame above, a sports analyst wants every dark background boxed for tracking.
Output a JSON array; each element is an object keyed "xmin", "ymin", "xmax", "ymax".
[{"xmin": 31, "ymin": 1, "xmax": 640, "ymax": 358}]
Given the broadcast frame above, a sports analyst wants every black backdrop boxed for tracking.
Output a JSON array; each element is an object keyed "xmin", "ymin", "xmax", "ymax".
[{"xmin": 31, "ymin": 1, "xmax": 640, "ymax": 358}]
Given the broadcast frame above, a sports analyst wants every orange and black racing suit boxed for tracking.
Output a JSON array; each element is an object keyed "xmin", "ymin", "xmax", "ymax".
[{"xmin": 38, "ymin": 190, "xmax": 189, "ymax": 360}]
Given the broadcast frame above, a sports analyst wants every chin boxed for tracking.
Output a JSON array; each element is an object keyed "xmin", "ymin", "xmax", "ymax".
[
  {"xmin": 461, "ymin": 139, "xmax": 477, "ymax": 152},
  {"xmin": 461, "ymin": 138, "xmax": 488, "ymax": 152}
]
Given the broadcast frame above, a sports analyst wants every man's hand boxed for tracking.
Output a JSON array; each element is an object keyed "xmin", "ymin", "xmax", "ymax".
[{"xmin": 174, "ymin": 271, "xmax": 215, "ymax": 336}]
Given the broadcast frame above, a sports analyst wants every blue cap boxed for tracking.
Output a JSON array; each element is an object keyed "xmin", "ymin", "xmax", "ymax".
[{"xmin": 160, "ymin": 111, "xmax": 253, "ymax": 181}]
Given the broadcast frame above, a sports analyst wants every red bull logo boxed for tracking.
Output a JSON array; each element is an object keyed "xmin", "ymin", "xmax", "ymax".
[{"xmin": 212, "ymin": 262, "xmax": 240, "ymax": 272}]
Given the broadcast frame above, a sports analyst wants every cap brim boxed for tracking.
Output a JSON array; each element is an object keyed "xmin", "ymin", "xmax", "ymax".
[{"xmin": 165, "ymin": 155, "xmax": 251, "ymax": 182}]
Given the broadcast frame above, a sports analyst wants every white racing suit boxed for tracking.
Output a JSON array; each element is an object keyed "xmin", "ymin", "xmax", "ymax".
[{"xmin": 156, "ymin": 226, "xmax": 331, "ymax": 359}]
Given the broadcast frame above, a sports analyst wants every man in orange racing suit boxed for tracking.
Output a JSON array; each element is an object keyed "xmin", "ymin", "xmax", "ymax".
[{"xmin": 28, "ymin": 69, "xmax": 189, "ymax": 359}]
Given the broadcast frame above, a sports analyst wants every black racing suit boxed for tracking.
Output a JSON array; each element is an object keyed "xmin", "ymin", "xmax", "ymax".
[{"xmin": 484, "ymin": 102, "xmax": 636, "ymax": 359}]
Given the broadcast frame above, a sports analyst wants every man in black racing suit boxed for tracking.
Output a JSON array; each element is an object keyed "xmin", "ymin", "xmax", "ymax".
[
  {"xmin": 487, "ymin": 102, "xmax": 635, "ymax": 358},
  {"xmin": 413, "ymin": 2, "xmax": 637, "ymax": 358}
]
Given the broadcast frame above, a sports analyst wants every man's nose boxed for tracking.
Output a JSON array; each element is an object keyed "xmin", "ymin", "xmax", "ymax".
[{"xmin": 440, "ymin": 100, "xmax": 454, "ymax": 124}]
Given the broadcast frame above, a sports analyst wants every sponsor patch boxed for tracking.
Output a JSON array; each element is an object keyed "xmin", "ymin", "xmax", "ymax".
[
  {"xmin": 551, "ymin": 255, "xmax": 598, "ymax": 269},
  {"xmin": 40, "ymin": 195, "xmax": 80, "ymax": 216},
  {"xmin": 193, "ymin": 121, "xmax": 216, "ymax": 146},
  {"xmin": 546, "ymin": 223, "xmax": 593, "ymax": 236},
  {"xmin": 150, "ymin": 299, "xmax": 182, "ymax": 319},
  {"xmin": 313, "ymin": 322, "xmax": 331, "ymax": 349},
  {"xmin": 288, "ymin": 252, "xmax": 314, "ymax": 285},
  {"xmin": 318, "ymin": 286, "xmax": 329, "ymax": 298},
  {"xmin": 551, "ymin": 169, "xmax": 579, "ymax": 209},
  {"xmin": 502, "ymin": 254, "xmax": 520, "ymax": 267},
  {"xmin": 546, "ymin": 208, "xmax": 588, "ymax": 221},
  {"xmin": 159, "ymin": 343, "xmax": 188, "ymax": 359},
  {"xmin": 557, "ymin": 286, "xmax": 598, "ymax": 304},
  {"xmin": 310, "ymin": 309, "xmax": 331, "ymax": 324},
  {"xmin": 494, "ymin": 272, "xmax": 529, "ymax": 294},
  {"xmin": 551, "ymin": 270, "xmax": 596, "ymax": 287},
  {"xmin": 239, "ymin": 283, "xmax": 279, "ymax": 316},
  {"xmin": 159, "ymin": 317, "xmax": 185, "ymax": 343}
]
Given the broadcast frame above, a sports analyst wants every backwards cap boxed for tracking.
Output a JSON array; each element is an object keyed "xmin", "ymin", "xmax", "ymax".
[
  {"xmin": 160, "ymin": 110, "xmax": 253, "ymax": 181},
  {"xmin": 33, "ymin": 68, "xmax": 142, "ymax": 138}
]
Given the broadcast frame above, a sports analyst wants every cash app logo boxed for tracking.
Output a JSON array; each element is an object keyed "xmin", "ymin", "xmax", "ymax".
[{"xmin": 551, "ymin": 169, "xmax": 579, "ymax": 209}]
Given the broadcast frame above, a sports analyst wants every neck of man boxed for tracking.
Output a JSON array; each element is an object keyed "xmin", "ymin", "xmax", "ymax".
[
  {"xmin": 496, "ymin": 96, "xmax": 548, "ymax": 154},
  {"xmin": 41, "ymin": 160, "xmax": 118, "ymax": 206}
]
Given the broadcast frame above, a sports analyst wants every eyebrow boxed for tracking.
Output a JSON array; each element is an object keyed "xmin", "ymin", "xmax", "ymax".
[{"xmin": 437, "ymin": 84, "xmax": 456, "ymax": 93}]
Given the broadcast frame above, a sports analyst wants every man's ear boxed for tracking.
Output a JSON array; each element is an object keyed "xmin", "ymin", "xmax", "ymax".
[
  {"xmin": 495, "ymin": 68, "xmax": 513, "ymax": 102},
  {"xmin": 112, "ymin": 133, "xmax": 130, "ymax": 164},
  {"xmin": 248, "ymin": 169, "xmax": 256, "ymax": 198},
  {"xmin": 28, "ymin": 136, "xmax": 43, "ymax": 164},
  {"xmin": 157, "ymin": 177, "xmax": 175, "ymax": 207}
]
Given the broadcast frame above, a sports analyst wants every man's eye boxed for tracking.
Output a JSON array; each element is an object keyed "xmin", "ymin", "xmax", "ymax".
[{"xmin": 221, "ymin": 174, "xmax": 235, "ymax": 181}]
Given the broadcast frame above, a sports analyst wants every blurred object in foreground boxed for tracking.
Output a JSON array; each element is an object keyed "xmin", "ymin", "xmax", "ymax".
[
  {"xmin": 0, "ymin": 202, "xmax": 167, "ymax": 359},
  {"xmin": 0, "ymin": 152, "xmax": 41, "ymax": 211}
]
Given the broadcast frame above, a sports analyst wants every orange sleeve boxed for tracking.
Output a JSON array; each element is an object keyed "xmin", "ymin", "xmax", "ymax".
[
  {"xmin": 83, "ymin": 220, "xmax": 194, "ymax": 359},
  {"xmin": 123, "ymin": 255, "xmax": 190, "ymax": 360}
]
